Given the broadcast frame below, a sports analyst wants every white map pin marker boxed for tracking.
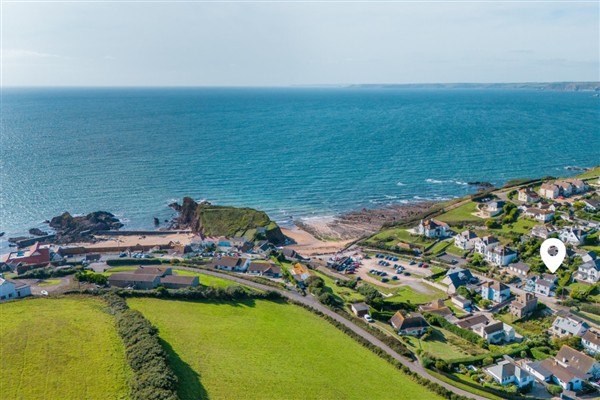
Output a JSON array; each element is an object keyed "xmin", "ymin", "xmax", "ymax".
[{"xmin": 540, "ymin": 238, "xmax": 566, "ymax": 273}]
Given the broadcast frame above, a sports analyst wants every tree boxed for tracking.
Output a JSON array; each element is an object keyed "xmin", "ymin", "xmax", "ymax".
[
  {"xmin": 434, "ymin": 360, "xmax": 449, "ymax": 372},
  {"xmin": 485, "ymin": 219, "xmax": 498, "ymax": 229},
  {"xmin": 482, "ymin": 356, "xmax": 494, "ymax": 366},
  {"xmin": 456, "ymin": 286, "xmax": 471, "ymax": 299}
]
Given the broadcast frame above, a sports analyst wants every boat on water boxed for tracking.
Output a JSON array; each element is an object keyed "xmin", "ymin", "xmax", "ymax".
[{"xmin": 0, "ymin": 232, "xmax": 4, "ymax": 237}]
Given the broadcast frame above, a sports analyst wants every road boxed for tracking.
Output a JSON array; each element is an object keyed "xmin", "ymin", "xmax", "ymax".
[{"xmin": 176, "ymin": 266, "xmax": 488, "ymax": 400}]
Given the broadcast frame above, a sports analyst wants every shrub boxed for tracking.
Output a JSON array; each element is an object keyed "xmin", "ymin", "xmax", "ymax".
[
  {"xmin": 106, "ymin": 258, "xmax": 162, "ymax": 266},
  {"xmin": 102, "ymin": 293, "xmax": 177, "ymax": 400},
  {"xmin": 547, "ymin": 384, "xmax": 562, "ymax": 395},
  {"xmin": 482, "ymin": 357, "xmax": 494, "ymax": 366}
]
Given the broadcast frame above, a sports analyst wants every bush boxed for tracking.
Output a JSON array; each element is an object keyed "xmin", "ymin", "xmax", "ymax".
[
  {"xmin": 424, "ymin": 313, "xmax": 484, "ymax": 346},
  {"xmin": 15, "ymin": 265, "xmax": 83, "ymax": 279},
  {"xmin": 102, "ymin": 293, "xmax": 177, "ymax": 400},
  {"xmin": 482, "ymin": 356, "xmax": 494, "ymax": 366},
  {"xmin": 547, "ymin": 384, "xmax": 562, "ymax": 395},
  {"xmin": 75, "ymin": 270, "xmax": 108, "ymax": 285}
]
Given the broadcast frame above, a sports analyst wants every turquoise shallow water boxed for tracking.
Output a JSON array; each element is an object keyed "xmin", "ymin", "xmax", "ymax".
[{"xmin": 1, "ymin": 87, "xmax": 599, "ymax": 240}]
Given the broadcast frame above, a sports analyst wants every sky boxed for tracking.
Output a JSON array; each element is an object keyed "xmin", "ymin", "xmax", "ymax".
[{"xmin": 2, "ymin": 1, "xmax": 599, "ymax": 86}]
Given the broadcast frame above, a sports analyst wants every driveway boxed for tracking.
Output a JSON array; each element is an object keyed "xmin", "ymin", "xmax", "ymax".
[{"xmin": 176, "ymin": 266, "xmax": 488, "ymax": 400}]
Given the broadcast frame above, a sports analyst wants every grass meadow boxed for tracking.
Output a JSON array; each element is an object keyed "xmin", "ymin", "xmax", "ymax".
[
  {"xmin": 0, "ymin": 297, "xmax": 130, "ymax": 400},
  {"xmin": 128, "ymin": 298, "xmax": 444, "ymax": 400}
]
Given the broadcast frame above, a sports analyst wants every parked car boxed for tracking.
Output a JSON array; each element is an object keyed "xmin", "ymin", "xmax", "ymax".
[
  {"xmin": 404, "ymin": 272, "xmax": 411, "ymax": 276},
  {"xmin": 392, "ymin": 276, "xmax": 398, "ymax": 281},
  {"xmin": 364, "ymin": 314, "xmax": 374, "ymax": 323},
  {"xmin": 381, "ymin": 278, "xmax": 389, "ymax": 283}
]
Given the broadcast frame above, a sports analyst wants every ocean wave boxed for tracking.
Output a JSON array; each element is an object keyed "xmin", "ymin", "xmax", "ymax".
[
  {"xmin": 384, "ymin": 195, "xmax": 399, "ymax": 199},
  {"xmin": 396, "ymin": 182, "xmax": 406, "ymax": 186},
  {"xmin": 425, "ymin": 179, "xmax": 446, "ymax": 184},
  {"xmin": 426, "ymin": 178, "xmax": 468, "ymax": 186}
]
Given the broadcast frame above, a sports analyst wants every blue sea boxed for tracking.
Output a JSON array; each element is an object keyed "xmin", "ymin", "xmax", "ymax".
[{"xmin": 1, "ymin": 87, "xmax": 599, "ymax": 242}]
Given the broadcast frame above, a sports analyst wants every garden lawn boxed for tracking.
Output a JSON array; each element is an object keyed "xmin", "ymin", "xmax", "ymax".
[
  {"xmin": 386, "ymin": 285, "xmax": 446, "ymax": 304},
  {"xmin": 172, "ymin": 269, "xmax": 239, "ymax": 288},
  {"xmin": 402, "ymin": 328, "xmax": 471, "ymax": 359},
  {"xmin": 314, "ymin": 271, "xmax": 364, "ymax": 303},
  {"xmin": 0, "ymin": 297, "xmax": 130, "ymax": 400},
  {"xmin": 366, "ymin": 228, "xmax": 437, "ymax": 249},
  {"xmin": 429, "ymin": 240, "xmax": 451, "ymax": 255},
  {"xmin": 37, "ymin": 278, "xmax": 61, "ymax": 287},
  {"xmin": 436, "ymin": 202, "xmax": 482, "ymax": 224},
  {"xmin": 128, "ymin": 298, "xmax": 444, "ymax": 400},
  {"xmin": 491, "ymin": 217, "xmax": 537, "ymax": 235}
]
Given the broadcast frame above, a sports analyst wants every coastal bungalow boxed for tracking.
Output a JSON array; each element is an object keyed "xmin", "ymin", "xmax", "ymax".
[
  {"xmin": 416, "ymin": 219, "xmax": 450, "ymax": 238},
  {"xmin": 509, "ymin": 292, "xmax": 538, "ymax": 319},
  {"xmin": 559, "ymin": 227, "xmax": 589, "ymax": 246},
  {"xmin": 390, "ymin": 312, "xmax": 429, "ymax": 336},
  {"xmin": 254, "ymin": 240, "xmax": 276, "ymax": 255},
  {"xmin": 1, "ymin": 242, "xmax": 51, "ymax": 274},
  {"xmin": 523, "ymin": 207, "xmax": 554, "ymax": 222},
  {"xmin": 291, "ymin": 263, "xmax": 314, "ymax": 283},
  {"xmin": 518, "ymin": 188, "xmax": 540, "ymax": 203},
  {"xmin": 506, "ymin": 261, "xmax": 530, "ymax": 278},
  {"xmin": 0, "ymin": 276, "xmax": 31, "ymax": 302},
  {"xmin": 582, "ymin": 330, "xmax": 600, "ymax": 355},
  {"xmin": 474, "ymin": 320, "xmax": 515, "ymax": 344},
  {"xmin": 454, "ymin": 230, "xmax": 478, "ymax": 250},
  {"xmin": 108, "ymin": 266, "xmax": 199, "ymax": 290},
  {"xmin": 442, "ymin": 267, "xmax": 477, "ymax": 294},
  {"xmin": 539, "ymin": 183, "xmax": 560, "ymax": 199},
  {"xmin": 350, "ymin": 302, "xmax": 370, "ymax": 318},
  {"xmin": 480, "ymin": 200, "xmax": 505, "ymax": 218},
  {"xmin": 526, "ymin": 359, "xmax": 586, "ymax": 392},
  {"xmin": 555, "ymin": 345, "xmax": 600, "ymax": 379},
  {"xmin": 481, "ymin": 281, "xmax": 511, "ymax": 303},
  {"xmin": 550, "ymin": 315, "xmax": 589, "ymax": 338},
  {"xmin": 282, "ymin": 248, "xmax": 307, "ymax": 261},
  {"xmin": 450, "ymin": 294, "xmax": 473, "ymax": 311},
  {"xmin": 456, "ymin": 314, "xmax": 490, "ymax": 330},
  {"xmin": 530, "ymin": 224, "xmax": 556, "ymax": 240},
  {"xmin": 485, "ymin": 358, "xmax": 534, "ymax": 389},
  {"xmin": 247, "ymin": 261, "xmax": 282, "ymax": 278},
  {"xmin": 210, "ymin": 256, "xmax": 251, "ymax": 272},
  {"xmin": 418, "ymin": 299, "xmax": 453, "ymax": 319}
]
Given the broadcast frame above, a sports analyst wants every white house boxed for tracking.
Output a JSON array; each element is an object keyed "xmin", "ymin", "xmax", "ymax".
[
  {"xmin": 454, "ymin": 230, "xmax": 478, "ymax": 250},
  {"xmin": 533, "ymin": 277, "xmax": 555, "ymax": 296},
  {"xmin": 210, "ymin": 256, "xmax": 250, "ymax": 272},
  {"xmin": 0, "ymin": 277, "xmax": 31, "ymax": 302},
  {"xmin": 530, "ymin": 225, "xmax": 556, "ymax": 240},
  {"xmin": 481, "ymin": 281, "xmax": 511, "ymax": 303},
  {"xmin": 574, "ymin": 253, "xmax": 600, "ymax": 284},
  {"xmin": 582, "ymin": 198, "xmax": 600, "ymax": 212},
  {"xmin": 474, "ymin": 235, "xmax": 499, "ymax": 255},
  {"xmin": 518, "ymin": 188, "xmax": 540, "ymax": 203},
  {"xmin": 416, "ymin": 219, "xmax": 449, "ymax": 238},
  {"xmin": 523, "ymin": 207, "xmax": 554, "ymax": 222},
  {"xmin": 481, "ymin": 201, "xmax": 505, "ymax": 218},
  {"xmin": 486, "ymin": 359, "xmax": 533, "ymax": 388},
  {"xmin": 582, "ymin": 330, "xmax": 600, "ymax": 355},
  {"xmin": 487, "ymin": 245, "xmax": 517, "ymax": 266},
  {"xmin": 550, "ymin": 316, "xmax": 589, "ymax": 338},
  {"xmin": 559, "ymin": 227, "xmax": 588, "ymax": 245},
  {"xmin": 474, "ymin": 321, "xmax": 515, "ymax": 344}
]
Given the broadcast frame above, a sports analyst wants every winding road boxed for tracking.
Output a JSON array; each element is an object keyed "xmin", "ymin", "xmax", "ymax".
[{"xmin": 176, "ymin": 266, "xmax": 489, "ymax": 400}]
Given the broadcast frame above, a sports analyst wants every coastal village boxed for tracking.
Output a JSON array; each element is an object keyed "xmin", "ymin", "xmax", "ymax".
[{"xmin": 2, "ymin": 168, "xmax": 600, "ymax": 400}]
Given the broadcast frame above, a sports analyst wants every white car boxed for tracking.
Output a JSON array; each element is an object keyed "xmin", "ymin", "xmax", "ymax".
[{"xmin": 364, "ymin": 314, "xmax": 374, "ymax": 323}]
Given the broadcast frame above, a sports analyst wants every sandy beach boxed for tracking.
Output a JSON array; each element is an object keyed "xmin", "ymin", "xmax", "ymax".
[
  {"xmin": 282, "ymin": 226, "xmax": 355, "ymax": 256},
  {"xmin": 78, "ymin": 232, "xmax": 197, "ymax": 249}
]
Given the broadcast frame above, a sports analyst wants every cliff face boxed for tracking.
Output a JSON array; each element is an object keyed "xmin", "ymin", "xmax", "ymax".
[
  {"xmin": 170, "ymin": 197, "xmax": 285, "ymax": 244},
  {"xmin": 48, "ymin": 211, "xmax": 123, "ymax": 243}
]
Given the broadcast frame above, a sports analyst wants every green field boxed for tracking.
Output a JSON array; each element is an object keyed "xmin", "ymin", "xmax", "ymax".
[
  {"xmin": 385, "ymin": 284, "xmax": 446, "ymax": 304},
  {"xmin": 402, "ymin": 328, "xmax": 474, "ymax": 359},
  {"xmin": 37, "ymin": 278, "xmax": 62, "ymax": 287},
  {"xmin": 314, "ymin": 271, "xmax": 364, "ymax": 302},
  {"xmin": 575, "ymin": 166, "xmax": 600, "ymax": 179},
  {"xmin": 491, "ymin": 217, "xmax": 537, "ymax": 235},
  {"xmin": 0, "ymin": 297, "xmax": 130, "ymax": 400},
  {"xmin": 436, "ymin": 202, "xmax": 482, "ymax": 224},
  {"xmin": 429, "ymin": 240, "xmax": 451, "ymax": 255},
  {"xmin": 129, "ymin": 298, "xmax": 444, "ymax": 400}
]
